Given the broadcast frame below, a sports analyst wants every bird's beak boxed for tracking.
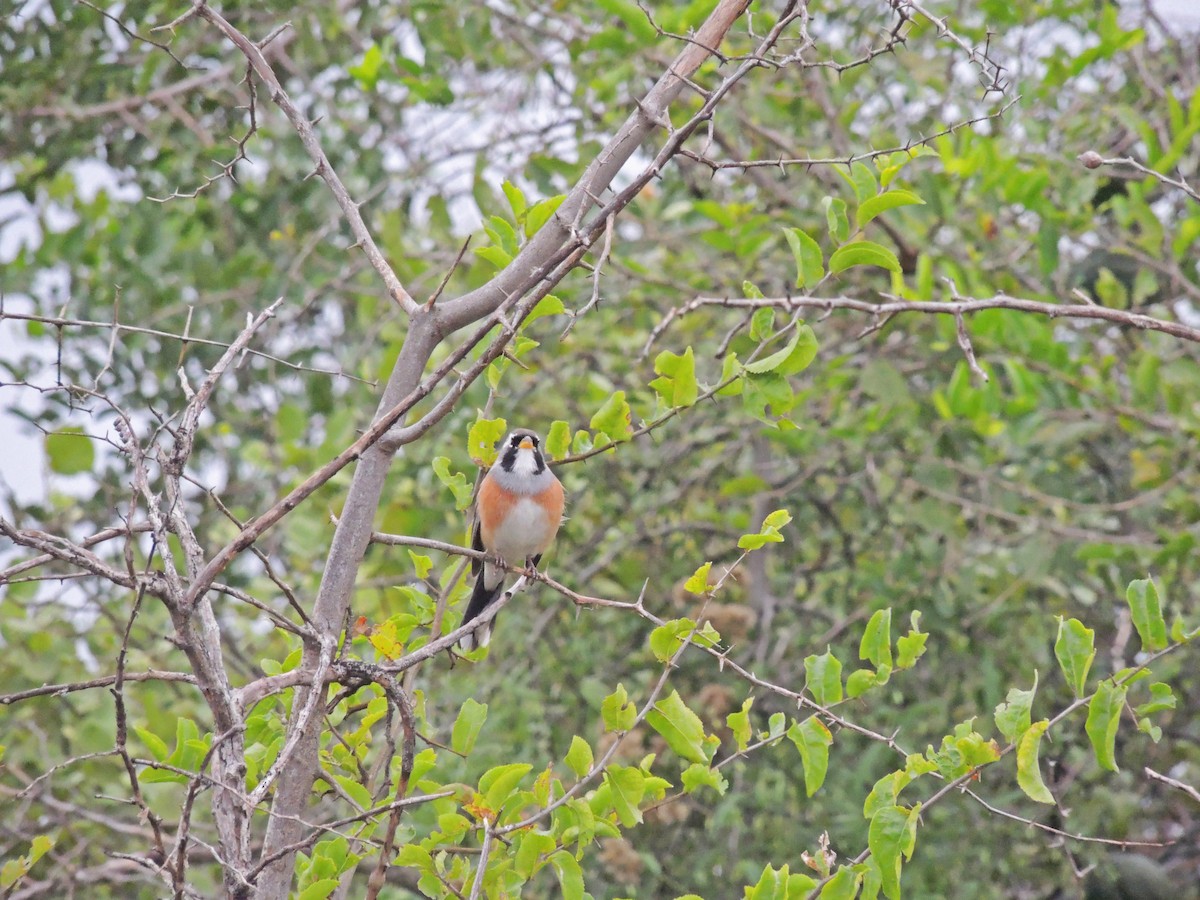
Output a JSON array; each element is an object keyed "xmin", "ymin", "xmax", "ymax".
[{"xmin": 519, "ymin": 437, "xmax": 534, "ymax": 450}]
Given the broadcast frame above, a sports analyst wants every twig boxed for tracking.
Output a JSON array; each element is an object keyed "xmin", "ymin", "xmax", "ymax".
[
  {"xmin": 954, "ymin": 310, "xmax": 988, "ymax": 382},
  {"xmin": 561, "ymin": 213, "xmax": 615, "ymax": 338},
  {"xmin": 660, "ymin": 292, "xmax": 1200, "ymax": 346},
  {"xmin": 195, "ymin": 5, "xmax": 419, "ymax": 313},
  {"xmin": 467, "ymin": 819, "xmax": 494, "ymax": 900},
  {"xmin": 1144, "ymin": 767, "xmax": 1200, "ymax": 804}
]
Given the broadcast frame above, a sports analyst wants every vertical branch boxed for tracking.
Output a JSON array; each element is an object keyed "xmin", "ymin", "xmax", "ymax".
[
  {"xmin": 111, "ymin": 584, "xmax": 167, "ymax": 863},
  {"xmin": 364, "ymin": 668, "xmax": 416, "ymax": 900}
]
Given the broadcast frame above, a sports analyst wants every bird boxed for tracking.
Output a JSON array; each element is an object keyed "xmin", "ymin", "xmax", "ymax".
[{"xmin": 459, "ymin": 428, "xmax": 564, "ymax": 652}]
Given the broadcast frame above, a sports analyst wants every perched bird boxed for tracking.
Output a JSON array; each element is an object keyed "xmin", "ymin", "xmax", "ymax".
[{"xmin": 459, "ymin": 428, "xmax": 564, "ymax": 651}]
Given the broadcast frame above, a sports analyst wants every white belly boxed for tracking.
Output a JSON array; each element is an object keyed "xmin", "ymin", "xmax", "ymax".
[{"xmin": 490, "ymin": 498, "xmax": 551, "ymax": 563}]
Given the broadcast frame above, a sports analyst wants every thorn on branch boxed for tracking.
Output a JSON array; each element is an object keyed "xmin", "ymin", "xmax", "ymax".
[{"xmin": 955, "ymin": 311, "xmax": 987, "ymax": 383}]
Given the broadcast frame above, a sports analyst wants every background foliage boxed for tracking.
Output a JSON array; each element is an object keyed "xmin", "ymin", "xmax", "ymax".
[{"xmin": 2, "ymin": 0, "xmax": 1199, "ymax": 897}]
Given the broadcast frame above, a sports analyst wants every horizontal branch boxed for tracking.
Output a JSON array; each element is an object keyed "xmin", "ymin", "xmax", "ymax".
[
  {"xmin": 235, "ymin": 580, "xmax": 527, "ymax": 710},
  {"xmin": 0, "ymin": 670, "xmax": 199, "ymax": 706},
  {"xmin": 672, "ymin": 292, "xmax": 1200, "ymax": 344},
  {"xmin": 0, "ymin": 519, "xmax": 141, "ymax": 591},
  {"xmin": 0, "ymin": 309, "xmax": 368, "ymax": 383}
]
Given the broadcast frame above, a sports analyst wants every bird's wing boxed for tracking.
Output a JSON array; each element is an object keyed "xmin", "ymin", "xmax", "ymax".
[{"xmin": 470, "ymin": 516, "xmax": 484, "ymax": 576}]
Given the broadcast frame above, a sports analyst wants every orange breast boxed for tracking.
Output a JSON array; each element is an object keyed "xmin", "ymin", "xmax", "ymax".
[{"xmin": 478, "ymin": 475, "xmax": 565, "ymax": 559}]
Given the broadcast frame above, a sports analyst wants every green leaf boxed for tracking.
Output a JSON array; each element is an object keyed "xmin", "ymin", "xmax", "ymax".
[
  {"xmin": 297, "ymin": 879, "xmax": 340, "ymax": 900},
  {"xmin": 787, "ymin": 716, "xmax": 833, "ymax": 796},
  {"xmin": 746, "ymin": 862, "xmax": 808, "ymax": 899},
  {"xmin": 1085, "ymin": 680, "xmax": 1128, "ymax": 772},
  {"xmin": 502, "ymin": 179, "xmax": 527, "ymax": 221},
  {"xmin": 1054, "ymin": 617, "xmax": 1095, "ymax": 696},
  {"xmin": 741, "ymin": 371, "xmax": 794, "ymax": 422},
  {"xmin": 738, "ymin": 508, "xmax": 792, "ymax": 550},
  {"xmin": 647, "ymin": 691, "xmax": 712, "ymax": 765},
  {"xmin": 474, "ymin": 245, "xmax": 513, "ymax": 269},
  {"xmin": 602, "ymin": 684, "xmax": 637, "ymax": 731},
  {"xmin": 749, "ymin": 307, "xmax": 775, "ymax": 341},
  {"xmin": 649, "ymin": 618, "xmax": 694, "ymax": 662},
  {"xmin": 822, "ymin": 196, "xmax": 850, "ymax": 243},
  {"xmin": 648, "ymin": 619, "xmax": 710, "ymax": 662},
  {"xmin": 545, "ymin": 420, "xmax": 571, "ymax": 459},
  {"xmin": 857, "ymin": 189, "xmax": 925, "ymax": 229},
  {"xmin": 515, "ymin": 831, "xmax": 556, "ymax": 878},
  {"xmin": 717, "ymin": 351, "xmax": 743, "ymax": 397},
  {"xmin": 742, "ymin": 325, "xmax": 819, "ymax": 377},
  {"xmin": 348, "ymin": 44, "xmax": 384, "ymax": 89},
  {"xmin": 895, "ymin": 611, "xmax": 928, "ymax": 670},
  {"xmin": 804, "ymin": 650, "xmax": 844, "ymax": 706},
  {"xmin": 1135, "ymin": 682, "xmax": 1176, "ymax": 716},
  {"xmin": 28, "ymin": 836, "xmax": 52, "ymax": 865},
  {"xmin": 526, "ymin": 294, "xmax": 566, "ymax": 323},
  {"xmin": 451, "ymin": 698, "xmax": 487, "ymax": 755},
  {"xmin": 829, "ymin": 241, "xmax": 902, "ymax": 275},
  {"xmin": 651, "ymin": 347, "xmax": 700, "ymax": 408},
  {"xmin": 565, "ymin": 735, "xmax": 593, "ymax": 778},
  {"xmin": 468, "ymin": 417, "xmax": 507, "ymax": 466},
  {"xmin": 605, "ymin": 764, "xmax": 646, "ymax": 826},
  {"xmin": 869, "ymin": 805, "xmax": 918, "ymax": 900},
  {"xmin": 134, "ymin": 726, "xmax": 170, "ymax": 761},
  {"xmin": 779, "ymin": 324, "xmax": 819, "ymax": 375},
  {"xmin": 681, "ymin": 762, "xmax": 728, "ymax": 796},
  {"xmin": 333, "ymin": 774, "xmax": 373, "ymax": 811},
  {"xmin": 46, "ymin": 427, "xmax": 95, "ymax": 475},
  {"xmin": 846, "ymin": 669, "xmax": 879, "ymax": 698},
  {"xmin": 783, "ymin": 227, "xmax": 825, "ymax": 287},
  {"xmin": 589, "ymin": 390, "xmax": 633, "ymax": 441},
  {"xmin": 485, "ymin": 215, "xmax": 519, "ymax": 256},
  {"xmin": 860, "ymin": 609, "xmax": 893, "ymax": 669},
  {"xmin": 993, "ymin": 673, "xmax": 1037, "ymax": 745},
  {"xmin": 480, "ymin": 762, "xmax": 533, "ymax": 812},
  {"xmin": 818, "ymin": 865, "xmax": 862, "ymax": 900},
  {"xmin": 549, "ymin": 850, "xmax": 585, "ymax": 900},
  {"xmin": 525, "ymin": 194, "xmax": 566, "ymax": 238},
  {"xmin": 1015, "ymin": 720, "xmax": 1055, "ymax": 804},
  {"xmin": 684, "ymin": 562, "xmax": 713, "ymax": 594},
  {"xmin": 1126, "ymin": 577, "xmax": 1168, "ymax": 651},
  {"xmin": 407, "ymin": 550, "xmax": 433, "ymax": 579},
  {"xmin": 850, "ymin": 161, "xmax": 879, "ymax": 203},
  {"xmin": 432, "ymin": 457, "xmax": 473, "ymax": 510},
  {"xmin": 727, "ymin": 698, "xmax": 753, "ymax": 752}
]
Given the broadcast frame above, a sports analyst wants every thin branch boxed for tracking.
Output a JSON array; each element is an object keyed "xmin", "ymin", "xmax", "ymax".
[
  {"xmin": 194, "ymin": 5, "xmax": 419, "ymax": 313},
  {"xmin": 561, "ymin": 212, "xmax": 615, "ymax": 338},
  {"xmin": 962, "ymin": 789, "xmax": 1172, "ymax": 847},
  {"xmin": 1081, "ymin": 152, "xmax": 1200, "ymax": 203},
  {"xmin": 1144, "ymin": 766, "xmax": 1200, "ymax": 805},
  {"xmin": 0, "ymin": 670, "xmax": 198, "ymax": 706},
  {"xmin": 246, "ymin": 636, "xmax": 336, "ymax": 808},
  {"xmin": 467, "ymin": 819, "xmax": 494, "ymax": 900},
  {"xmin": 0, "ymin": 309, "xmax": 368, "ymax": 383},
  {"xmin": 663, "ymin": 292, "xmax": 1200, "ymax": 345},
  {"xmin": 954, "ymin": 310, "xmax": 988, "ymax": 383},
  {"xmin": 111, "ymin": 584, "xmax": 167, "ymax": 863}
]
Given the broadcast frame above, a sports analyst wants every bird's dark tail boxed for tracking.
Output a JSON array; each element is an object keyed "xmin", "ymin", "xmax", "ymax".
[{"xmin": 459, "ymin": 572, "xmax": 502, "ymax": 651}]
